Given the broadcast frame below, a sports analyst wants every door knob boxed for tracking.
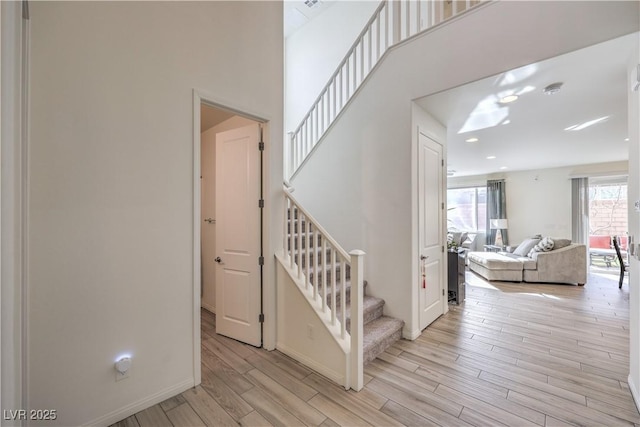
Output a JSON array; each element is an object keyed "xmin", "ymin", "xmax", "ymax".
[
  {"xmin": 420, "ymin": 255, "xmax": 429, "ymax": 261},
  {"xmin": 204, "ymin": 218, "xmax": 216, "ymax": 224},
  {"xmin": 215, "ymin": 257, "xmax": 222, "ymax": 263}
]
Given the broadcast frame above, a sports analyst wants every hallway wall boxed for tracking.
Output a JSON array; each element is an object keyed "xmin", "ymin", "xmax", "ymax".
[{"xmin": 27, "ymin": 2, "xmax": 283, "ymax": 425}]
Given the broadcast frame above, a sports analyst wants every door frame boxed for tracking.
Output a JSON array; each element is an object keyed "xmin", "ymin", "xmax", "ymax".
[
  {"xmin": 416, "ymin": 130, "xmax": 446, "ymax": 330},
  {"xmin": 411, "ymin": 103, "xmax": 448, "ymax": 339},
  {"xmin": 192, "ymin": 89, "xmax": 270, "ymax": 385}
]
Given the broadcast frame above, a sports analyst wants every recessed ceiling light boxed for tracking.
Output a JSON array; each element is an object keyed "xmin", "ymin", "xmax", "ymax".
[
  {"xmin": 487, "ymin": 156, "xmax": 496, "ymax": 160},
  {"xmin": 543, "ymin": 82, "xmax": 563, "ymax": 95},
  {"xmin": 465, "ymin": 137, "xmax": 479, "ymax": 143},
  {"xmin": 498, "ymin": 95, "xmax": 519, "ymax": 104},
  {"xmin": 625, "ymin": 138, "xmax": 630, "ymax": 141},
  {"xmin": 500, "ymin": 166, "xmax": 508, "ymax": 170}
]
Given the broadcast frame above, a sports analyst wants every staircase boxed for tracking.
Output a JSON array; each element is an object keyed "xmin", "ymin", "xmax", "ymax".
[
  {"xmin": 277, "ymin": 0, "xmax": 484, "ymax": 390},
  {"xmin": 287, "ymin": 202, "xmax": 404, "ymax": 366}
]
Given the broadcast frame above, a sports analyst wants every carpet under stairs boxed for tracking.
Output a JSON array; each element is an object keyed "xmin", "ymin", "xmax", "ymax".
[{"xmin": 288, "ymin": 210, "xmax": 404, "ymax": 365}]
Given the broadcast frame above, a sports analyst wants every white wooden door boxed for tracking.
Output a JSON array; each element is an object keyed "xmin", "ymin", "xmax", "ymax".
[
  {"xmin": 215, "ymin": 123, "xmax": 262, "ymax": 346},
  {"xmin": 201, "ymin": 130, "xmax": 216, "ymax": 313},
  {"xmin": 418, "ymin": 131, "xmax": 445, "ymax": 330}
]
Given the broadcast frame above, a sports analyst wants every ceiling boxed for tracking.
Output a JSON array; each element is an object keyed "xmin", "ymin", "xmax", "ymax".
[
  {"xmin": 284, "ymin": 0, "xmax": 336, "ymax": 38},
  {"xmin": 417, "ymin": 32, "xmax": 638, "ymax": 178}
]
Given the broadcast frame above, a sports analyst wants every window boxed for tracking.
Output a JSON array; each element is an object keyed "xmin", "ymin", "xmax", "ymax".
[
  {"xmin": 447, "ymin": 186, "xmax": 487, "ymax": 232},
  {"xmin": 589, "ymin": 179, "xmax": 627, "ymax": 237}
]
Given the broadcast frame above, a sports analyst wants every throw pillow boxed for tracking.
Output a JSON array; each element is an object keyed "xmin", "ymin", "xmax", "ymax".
[
  {"xmin": 513, "ymin": 238, "xmax": 540, "ymax": 256},
  {"xmin": 528, "ymin": 237, "xmax": 554, "ymax": 257},
  {"xmin": 551, "ymin": 238, "xmax": 571, "ymax": 250}
]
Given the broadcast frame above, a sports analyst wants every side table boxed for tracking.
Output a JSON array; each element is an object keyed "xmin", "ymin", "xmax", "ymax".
[{"xmin": 447, "ymin": 251, "xmax": 465, "ymax": 304}]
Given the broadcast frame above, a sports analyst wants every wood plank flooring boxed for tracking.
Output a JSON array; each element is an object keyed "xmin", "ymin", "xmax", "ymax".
[{"xmin": 114, "ymin": 270, "xmax": 638, "ymax": 426}]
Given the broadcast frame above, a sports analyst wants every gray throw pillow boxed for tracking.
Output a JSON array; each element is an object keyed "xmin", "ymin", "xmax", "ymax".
[
  {"xmin": 551, "ymin": 238, "xmax": 571, "ymax": 250},
  {"xmin": 513, "ymin": 238, "xmax": 540, "ymax": 256}
]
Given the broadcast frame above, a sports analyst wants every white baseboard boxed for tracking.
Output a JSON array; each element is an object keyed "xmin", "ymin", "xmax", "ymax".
[
  {"xmin": 83, "ymin": 378, "xmax": 194, "ymax": 427},
  {"xmin": 403, "ymin": 326, "xmax": 422, "ymax": 341},
  {"xmin": 277, "ymin": 342, "xmax": 346, "ymax": 387},
  {"xmin": 628, "ymin": 374, "xmax": 640, "ymax": 412}
]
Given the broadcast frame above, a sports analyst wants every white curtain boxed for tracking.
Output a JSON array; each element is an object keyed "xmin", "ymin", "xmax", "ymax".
[{"xmin": 571, "ymin": 177, "xmax": 589, "ymax": 245}]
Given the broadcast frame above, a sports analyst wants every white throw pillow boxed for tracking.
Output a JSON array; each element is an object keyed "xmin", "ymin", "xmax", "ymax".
[
  {"xmin": 528, "ymin": 237, "xmax": 554, "ymax": 257},
  {"xmin": 513, "ymin": 238, "xmax": 540, "ymax": 256}
]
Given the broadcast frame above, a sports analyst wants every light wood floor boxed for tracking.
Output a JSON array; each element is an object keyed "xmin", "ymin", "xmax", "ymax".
[{"xmin": 114, "ymin": 270, "xmax": 638, "ymax": 426}]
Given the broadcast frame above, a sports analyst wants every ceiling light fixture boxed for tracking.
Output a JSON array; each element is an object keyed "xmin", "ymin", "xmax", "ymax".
[
  {"xmin": 465, "ymin": 137, "xmax": 479, "ymax": 143},
  {"xmin": 487, "ymin": 156, "xmax": 496, "ymax": 160},
  {"xmin": 498, "ymin": 94, "xmax": 518, "ymax": 104},
  {"xmin": 543, "ymin": 82, "xmax": 563, "ymax": 95},
  {"xmin": 625, "ymin": 137, "xmax": 630, "ymax": 142},
  {"xmin": 500, "ymin": 166, "xmax": 508, "ymax": 170}
]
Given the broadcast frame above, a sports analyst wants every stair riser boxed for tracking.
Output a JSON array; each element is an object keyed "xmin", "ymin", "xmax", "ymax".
[
  {"xmin": 363, "ymin": 327, "xmax": 403, "ymax": 366},
  {"xmin": 346, "ymin": 303, "xmax": 384, "ymax": 333}
]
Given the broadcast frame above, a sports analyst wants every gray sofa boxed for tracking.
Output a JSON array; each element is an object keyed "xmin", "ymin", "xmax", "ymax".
[{"xmin": 467, "ymin": 239, "xmax": 587, "ymax": 285}]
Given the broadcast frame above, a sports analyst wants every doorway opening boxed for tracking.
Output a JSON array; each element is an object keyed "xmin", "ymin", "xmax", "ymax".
[
  {"xmin": 587, "ymin": 176, "xmax": 629, "ymax": 277},
  {"xmin": 193, "ymin": 95, "xmax": 267, "ymax": 384}
]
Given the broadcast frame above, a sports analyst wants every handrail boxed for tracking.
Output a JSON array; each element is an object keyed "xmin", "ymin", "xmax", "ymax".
[
  {"xmin": 286, "ymin": 0, "xmax": 485, "ymax": 179},
  {"xmin": 291, "ymin": 1, "xmax": 388, "ymax": 137}
]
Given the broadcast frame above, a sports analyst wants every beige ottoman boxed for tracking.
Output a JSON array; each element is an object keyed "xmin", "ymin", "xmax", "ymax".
[{"xmin": 467, "ymin": 252, "xmax": 523, "ymax": 282}]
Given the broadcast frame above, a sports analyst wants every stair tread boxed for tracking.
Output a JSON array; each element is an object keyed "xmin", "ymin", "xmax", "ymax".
[{"xmin": 363, "ymin": 316, "xmax": 404, "ymax": 346}]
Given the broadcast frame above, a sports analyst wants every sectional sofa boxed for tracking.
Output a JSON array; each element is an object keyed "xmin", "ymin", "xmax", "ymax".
[{"xmin": 467, "ymin": 237, "xmax": 587, "ymax": 285}]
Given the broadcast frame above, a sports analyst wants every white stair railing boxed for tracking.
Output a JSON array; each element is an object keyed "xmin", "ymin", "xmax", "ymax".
[
  {"xmin": 283, "ymin": 186, "xmax": 365, "ymax": 390},
  {"xmin": 286, "ymin": 0, "xmax": 484, "ymax": 179}
]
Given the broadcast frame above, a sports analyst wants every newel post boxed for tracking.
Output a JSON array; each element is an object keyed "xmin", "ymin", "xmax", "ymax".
[{"xmin": 349, "ymin": 249, "xmax": 365, "ymax": 391}]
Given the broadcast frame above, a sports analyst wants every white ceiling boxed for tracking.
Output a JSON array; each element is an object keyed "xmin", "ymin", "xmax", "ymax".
[
  {"xmin": 417, "ymin": 32, "xmax": 638, "ymax": 178},
  {"xmin": 284, "ymin": 0, "xmax": 336, "ymax": 38}
]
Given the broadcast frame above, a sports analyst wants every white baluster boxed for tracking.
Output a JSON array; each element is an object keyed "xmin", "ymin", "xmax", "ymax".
[
  {"xmin": 289, "ymin": 200, "xmax": 295, "ymax": 269},
  {"xmin": 376, "ymin": 12, "xmax": 382, "ymax": 61},
  {"xmin": 297, "ymin": 213, "xmax": 303, "ymax": 278},
  {"xmin": 340, "ymin": 257, "xmax": 347, "ymax": 339},
  {"xmin": 331, "ymin": 248, "xmax": 337, "ymax": 326},
  {"xmin": 283, "ymin": 196, "xmax": 288, "ymax": 262},
  {"xmin": 392, "ymin": 0, "xmax": 401, "ymax": 44},
  {"xmin": 405, "ymin": 0, "xmax": 410, "ymax": 38},
  {"xmin": 367, "ymin": 27, "xmax": 372, "ymax": 72},
  {"xmin": 305, "ymin": 218, "xmax": 311, "ymax": 289},
  {"xmin": 322, "ymin": 238, "xmax": 327, "ymax": 312},
  {"xmin": 313, "ymin": 228, "xmax": 319, "ymax": 299}
]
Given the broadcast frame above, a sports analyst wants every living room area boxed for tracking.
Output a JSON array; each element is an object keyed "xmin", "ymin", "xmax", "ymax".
[
  {"xmin": 417, "ymin": 33, "xmax": 635, "ymax": 292},
  {"xmin": 446, "ymin": 173, "xmax": 629, "ymax": 289}
]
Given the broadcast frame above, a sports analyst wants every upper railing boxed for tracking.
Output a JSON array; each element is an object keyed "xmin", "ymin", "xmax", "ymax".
[
  {"xmin": 286, "ymin": 0, "xmax": 483, "ymax": 179},
  {"xmin": 283, "ymin": 186, "xmax": 365, "ymax": 390}
]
